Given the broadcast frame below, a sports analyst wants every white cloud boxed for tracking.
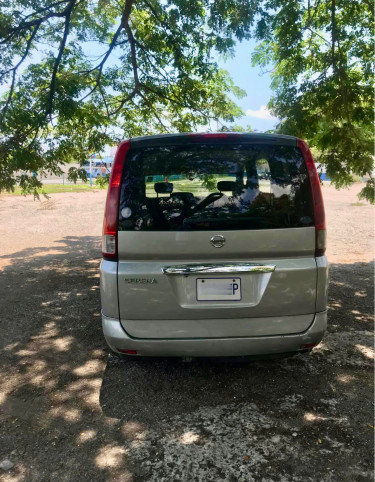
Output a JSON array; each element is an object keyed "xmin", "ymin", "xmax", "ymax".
[{"xmin": 245, "ymin": 105, "xmax": 278, "ymax": 121}]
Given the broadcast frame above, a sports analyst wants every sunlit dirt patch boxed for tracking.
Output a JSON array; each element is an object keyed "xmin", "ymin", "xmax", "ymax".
[
  {"xmin": 355, "ymin": 344, "xmax": 375, "ymax": 360},
  {"xmin": 3, "ymin": 343, "xmax": 20, "ymax": 352},
  {"xmin": 73, "ymin": 360, "xmax": 106, "ymax": 377},
  {"xmin": 354, "ymin": 291, "xmax": 367, "ymax": 298},
  {"xmin": 77, "ymin": 429, "xmax": 97, "ymax": 444},
  {"xmin": 95, "ymin": 444, "xmax": 128, "ymax": 469},
  {"xmin": 304, "ymin": 413, "xmax": 348, "ymax": 425},
  {"xmin": 50, "ymin": 405, "xmax": 83, "ymax": 423},
  {"xmin": 335, "ymin": 373, "xmax": 356, "ymax": 384},
  {"xmin": 52, "ymin": 336, "xmax": 74, "ymax": 352},
  {"xmin": 179, "ymin": 431, "xmax": 200, "ymax": 445},
  {"xmin": 52, "ymin": 377, "xmax": 103, "ymax": 412},
  {"xmin": 1, "ymin": 463, "xmax": 28, "ymax": 482},
  {"xmin": 121, "ymin": 421, "xmax": 144, "ymax": 437}
]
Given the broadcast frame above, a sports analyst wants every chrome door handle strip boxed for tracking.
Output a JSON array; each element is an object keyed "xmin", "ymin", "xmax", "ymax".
[{"xmin": 162, "ymin": 263, "xmax": 276, "ymax": 275}]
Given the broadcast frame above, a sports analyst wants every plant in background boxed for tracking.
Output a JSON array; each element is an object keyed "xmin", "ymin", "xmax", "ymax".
[
  {"xmin": 95, "ymin": 173, "xmax": 110, "ymax": 188},
  {"xmin": 252, "ymin": 0, "xmax": 374, "ymax": 203},
  {"xmin": 0, "ymin": 0, "xmax": 259, "ymax": 194}
]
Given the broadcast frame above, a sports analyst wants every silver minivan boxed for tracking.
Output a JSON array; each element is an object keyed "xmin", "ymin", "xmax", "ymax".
[{"xmin": 100, "ymin": 133, "xmax": 328, "ymax": 357}]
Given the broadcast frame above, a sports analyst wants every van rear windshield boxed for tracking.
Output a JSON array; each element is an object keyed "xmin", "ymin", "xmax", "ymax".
[{"xmin": 118, "ymin": 143, "xmax": 314, "ymax": 231}]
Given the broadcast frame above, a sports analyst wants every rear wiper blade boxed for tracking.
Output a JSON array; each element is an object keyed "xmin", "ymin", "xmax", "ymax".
[{"xmin": 171, "ymin": 192, "xmax": 224, "ymax": 227}]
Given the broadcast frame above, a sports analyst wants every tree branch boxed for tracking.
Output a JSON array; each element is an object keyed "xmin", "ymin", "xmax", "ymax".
[
  {"xmin": 21, "ymin": 0, "xmax": 71, "ymax": 23},
  {"xmin": 0, "ymin": 26, "xmax": 39, "ymax": 77},
  {"xmin": 0, "ymin": 26, "xmax": 39, "ymax": 124},
  {"xmin": 122, "ymin": 0, "xmax": 139, "ymax": 88},
  {"xmin": 331, "ymin": 0, "xmax": 337, "ymax": 72},
  {"xmin": 134, "ymin": 39, "xmax": 172, "ymax": 84},
  {"xmin": 139, "ymin": 91, "xmax": 168, "ymax": 131},
  {"xmin": 76, "ymin": 0, "xmax": 139, "ymax": 112},
  {"xmin": 98, "ymin": 81, "xmax": 110, "ymax": 118},
  {"xmin": 305, "ymin": 26, "xmax": 331, "ymax": 46},
  {"xmin": 0, "ymin": 7, "xmax": 70, "ymax": 45},
  {"xmin": 104, "ymin": 0, "xmax": 141, "ymax": 117},
  {"xmin": 81, "ymin": 22, "xmax": 126, "ymax": 77},
  {"xmin": 46, "ymin": 0, "xmax": 76, "ymax": 117},
  {"xmin": 108, "ymin": 88, "xmax": 139, "ymax": 116},
  {"xmin": 140, "ymin": 82, "xmax": 212, "ymax": 124},
  {"xmin": 142, "ymin": 0, "xmax": 179, "ymax": 37}
]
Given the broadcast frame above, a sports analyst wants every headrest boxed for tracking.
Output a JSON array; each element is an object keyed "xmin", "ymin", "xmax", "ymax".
[
  {"xmin": 217, "ymin": 181, "xmax": 237, "ymax": 192},
  {"xmin": 154, "ymin": 182, "xmax": 173, "ymax": 194}
]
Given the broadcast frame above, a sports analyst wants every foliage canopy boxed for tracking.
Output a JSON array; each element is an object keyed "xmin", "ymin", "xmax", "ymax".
[
  {"xmin": 1, "ymin": 0, "xmax": 373, "ymax": 202},
  {"xmin": 252, "ymin": 0, "xmax": 374, "ymax": 202},
  {"xmin": 0, "ymin": 0, "xmax": 259, "ymax": 192}
]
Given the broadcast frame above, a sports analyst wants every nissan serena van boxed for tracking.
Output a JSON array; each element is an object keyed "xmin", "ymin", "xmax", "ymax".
[{"xmin": 100, "ymin": 133, "xmax": 328, "ymax": 357}]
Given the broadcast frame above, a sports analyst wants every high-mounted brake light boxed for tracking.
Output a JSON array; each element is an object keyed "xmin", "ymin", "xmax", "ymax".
[
  {"xmin": 188, "ymin": 132, "xmax": 243, "ymax": 140},
  {"xmin": 297, "ymin": 139, "xmax": 326, "ymax": 257},
  {"xmin": 102, "ymin": 140, "xmax": 131, "ymax": 260}
]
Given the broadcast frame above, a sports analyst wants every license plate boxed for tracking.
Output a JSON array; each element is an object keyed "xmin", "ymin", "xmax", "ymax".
[{"xmin": 196, "ymin": 278, "xmax": 241, "ymax": 301}]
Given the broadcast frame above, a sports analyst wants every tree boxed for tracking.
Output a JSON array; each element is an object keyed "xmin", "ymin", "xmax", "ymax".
[
  {"xmin": 252, "ymin": 0, "xmax": 374, "ymax": 202},
  {"xmin": 219, "ymin": 124, "xmax": 253, "ymax": 132},
  {"xmin": 2, "ymin": 1, "xmax": 373, "ymax": 200},
  {"xmin": 0, "ymin": 0, "xmax": 261, "ymax": 193}
]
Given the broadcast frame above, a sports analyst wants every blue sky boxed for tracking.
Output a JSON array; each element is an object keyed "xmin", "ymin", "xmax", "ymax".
[{"xmin": 217, "ymin": 39, "xmax": 279, "ymax": 132}]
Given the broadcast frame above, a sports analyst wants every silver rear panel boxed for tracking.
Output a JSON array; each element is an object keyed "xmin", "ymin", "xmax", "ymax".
[
  {"xmin": 114, "ymin": 227, "xmax": 320, "ymax": 338},
  {"xmin": 118, "ymin": 227, "xmax": 315, "ymax": 260},
  {"xmin": 102, "ymin": 311, "xmax": 327, "ymax": 357},
  {"xmin": 122, "ymin": 314, "xmax": 315, "ymax": 339}
]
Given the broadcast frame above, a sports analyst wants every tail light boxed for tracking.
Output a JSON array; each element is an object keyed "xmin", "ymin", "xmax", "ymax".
[
  {"xmin": 300, "ymin": 342, "xmax": 318, "ymax": 350},
  {"xmin": 117, "ymin": 349, "xmax": 137, "ymax": 355},
  {"xmin": 102, "ymin": 140, "xmax": 130, "ymax": 260},
  {"xmin": 297, "ymin": 139, "xmax": 326, "ymax": 257}
]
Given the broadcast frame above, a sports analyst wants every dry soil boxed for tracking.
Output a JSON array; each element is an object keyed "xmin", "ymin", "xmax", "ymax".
[{"xmin": 0, "ymin": 183, "xmax": 373, "ymax": 482}]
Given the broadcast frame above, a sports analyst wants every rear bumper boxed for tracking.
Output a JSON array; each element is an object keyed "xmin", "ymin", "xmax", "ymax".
[{"xmin": 102, "ymin": 311, "xmax": 327, "ymax": 357}]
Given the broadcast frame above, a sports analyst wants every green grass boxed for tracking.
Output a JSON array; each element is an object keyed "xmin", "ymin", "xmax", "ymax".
[{"xmin": 4, "ymin": 183, "xmax": 106, "ymax": 196}]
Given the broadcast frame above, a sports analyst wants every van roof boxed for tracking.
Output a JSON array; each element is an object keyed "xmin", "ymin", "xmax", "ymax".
[{"xmin": 127, "ymin": 132, "xmax": 298, "ymax": 148}]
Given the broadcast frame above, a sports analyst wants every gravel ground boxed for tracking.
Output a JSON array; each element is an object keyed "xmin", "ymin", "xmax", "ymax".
[{"xmin": 0, "ymin": 183, "xmax": 373, "ymax": 481}]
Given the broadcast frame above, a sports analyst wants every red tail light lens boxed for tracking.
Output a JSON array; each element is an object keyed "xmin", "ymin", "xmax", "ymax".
[
  {"xmin": 117, "ymin": 349, "xmax": 137, "ymax": 355},
  {"xmin": 297, "ymin": 139, "xmax": 326, "ymax": 256},
  {"xmin": 300, "ymin": 343, "xmax": 318, "ymax": 350},
  {"xmin": 102, "ymin": 140, "xmax": 130, "ymax": 260}
]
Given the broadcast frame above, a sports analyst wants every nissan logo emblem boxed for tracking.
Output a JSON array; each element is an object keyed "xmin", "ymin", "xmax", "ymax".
[{"xmin": 210, "ymin": 235, "xmax": 225, "ymax": 248}]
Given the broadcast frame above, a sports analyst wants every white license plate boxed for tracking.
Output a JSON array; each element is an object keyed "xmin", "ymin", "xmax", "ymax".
[{"xmin": 196, "ymin": 278, "xmax": 241, "ymax": 301}]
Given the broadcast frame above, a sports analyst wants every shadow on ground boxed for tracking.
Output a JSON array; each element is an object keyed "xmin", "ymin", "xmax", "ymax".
[{"xmin": 0, "ymin": 240, "xmax": 373, "ymax": 482}]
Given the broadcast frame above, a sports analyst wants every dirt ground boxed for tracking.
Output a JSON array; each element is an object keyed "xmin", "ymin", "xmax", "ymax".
[{"xmin": 0, "ymin": 183, "xmax": 373, "ymax": 481}]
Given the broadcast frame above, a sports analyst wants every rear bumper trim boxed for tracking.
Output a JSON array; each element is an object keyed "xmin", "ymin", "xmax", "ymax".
[
  {"xmin": 162, "ymin": 263, "xmax": 276, "ymax": 275},
  {"xmin": 102, "ymin": 311, "xmax": 327, "ymax": 357}
]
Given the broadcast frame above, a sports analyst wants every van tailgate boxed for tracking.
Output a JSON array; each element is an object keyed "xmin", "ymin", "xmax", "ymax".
[{"xmin": 118, "ymin": 228, "xmax": 317, "ymax": 338}]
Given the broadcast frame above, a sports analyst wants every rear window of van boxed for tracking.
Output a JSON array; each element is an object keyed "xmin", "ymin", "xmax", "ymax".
[{"xmin": 118, "ymin": 143, "xmax": 314, "ymax": 231}]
